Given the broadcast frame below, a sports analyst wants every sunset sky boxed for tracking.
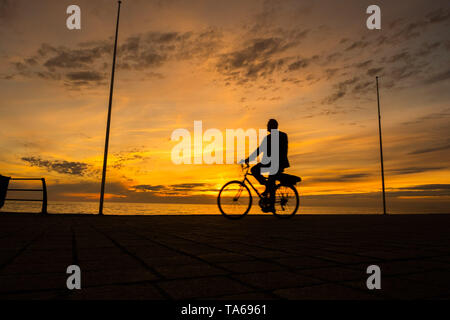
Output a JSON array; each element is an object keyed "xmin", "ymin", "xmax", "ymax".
[{"xmin": 0, "ymin": 0, "xmax": 449, "ymax": 212}]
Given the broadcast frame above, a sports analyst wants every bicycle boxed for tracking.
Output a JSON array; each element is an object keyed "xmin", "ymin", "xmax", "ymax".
[{"xmin": 217, "ymin": 164, "xmax": 301, "ymax": 219}]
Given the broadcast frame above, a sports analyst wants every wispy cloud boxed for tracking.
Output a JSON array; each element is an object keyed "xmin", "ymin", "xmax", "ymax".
[
  {"xmin": 132, "ymin": 182, "xmax": 216, "ymax": 194},
  {"xmin": 408, "ymin": 142, "xmax": 450, "ymax": 155},
  {"xmin": 423, "ymin": 69, "xmax": 450, "ymax": 85},
  {"xmin": 322, "ymin": 77, "xmax": 359, "ymax": 104},
  {"xmin": 216, "ymin": 37, "xmax": 293, "ymax": 85},
  {"xmin": 0, "ymin": 0, "xmax": 17, "ymax": 24},
  {"xmin": 4, "ymin": 29, "xmax": 223, "ymax": 87},
  {"xmin": 388, "ymin": 167, "xmax": 447, "ymax": 175},
  {"xmin": 21, "ymin": 156, "xmax": 90, "ymax": 176},
  {"xmin": 309, "ymin": 173, "xmax": 370, "ymax": 183}
]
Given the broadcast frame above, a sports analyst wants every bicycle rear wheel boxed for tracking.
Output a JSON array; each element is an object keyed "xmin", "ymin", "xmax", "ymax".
[
  {"xmin": 273, "ymin": 184, "xmax": 299, "ymax": 218},
  {"xmin": 218, "ymin": 181, "xmax": 252, "ymax": 219}
]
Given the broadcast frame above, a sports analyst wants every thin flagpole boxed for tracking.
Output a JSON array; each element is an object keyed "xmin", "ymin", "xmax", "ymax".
[
  {"xmin": 376, "ymin": 76, "xmax": 387, "ymax": 215},
  {"xmin": 99, "ymin": 1, "xmax": 122, "ymax": 215}
]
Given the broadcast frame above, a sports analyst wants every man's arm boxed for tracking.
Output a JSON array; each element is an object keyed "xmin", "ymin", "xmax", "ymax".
[{"xmin": 245, "ymin": 135, "xmax": 267, "ymax": 164}]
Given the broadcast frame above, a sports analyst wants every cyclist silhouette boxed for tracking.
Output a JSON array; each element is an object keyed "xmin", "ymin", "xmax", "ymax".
[{"xmin": 242, "ymin": 119, "xmax": 289, "ymax": 212}]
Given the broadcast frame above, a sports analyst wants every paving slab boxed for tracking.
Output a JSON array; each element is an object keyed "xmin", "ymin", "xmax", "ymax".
[{"xmin": 0, "ymin": 213, "xmax": 449, "ymax": 299}]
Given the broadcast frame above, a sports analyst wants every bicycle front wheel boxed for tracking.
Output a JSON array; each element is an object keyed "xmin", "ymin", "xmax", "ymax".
[
  {"xmin": 273, "ymin": 184, "xmax": 299, "ymax": 218},
  {"xmin": 218, "ymin": 181, "xmax": 252, "ymax": 219}
]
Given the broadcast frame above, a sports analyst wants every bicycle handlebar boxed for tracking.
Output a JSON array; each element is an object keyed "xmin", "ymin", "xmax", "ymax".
[{"xmin": 240, "ymin": 163, "xmax": 250, "ymax": 175}]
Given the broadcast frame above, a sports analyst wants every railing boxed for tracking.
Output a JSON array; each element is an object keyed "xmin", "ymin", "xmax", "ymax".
[{"xmin": 4, "ymin": 178, "xmax": 47, "ymax": 214}]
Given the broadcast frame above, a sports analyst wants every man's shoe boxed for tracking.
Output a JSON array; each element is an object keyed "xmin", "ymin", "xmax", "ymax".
[{"xmin": 261, "ymin": 205, "xmax": 275, "ymax": 213}]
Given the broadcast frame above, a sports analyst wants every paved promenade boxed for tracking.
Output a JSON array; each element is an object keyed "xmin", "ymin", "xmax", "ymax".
[{"xmin": 0, "ymin": 213, "xmax": 450, "ymax": 299}]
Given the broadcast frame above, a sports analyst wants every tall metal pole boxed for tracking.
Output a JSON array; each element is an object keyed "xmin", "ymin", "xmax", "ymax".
[
  {"xmin": 99, "ymin": 1, "xmax": 122, "ymax": 215},
  {"xmin": 376, "ymin": 76, "xmax": 387, "ymax": 215}
]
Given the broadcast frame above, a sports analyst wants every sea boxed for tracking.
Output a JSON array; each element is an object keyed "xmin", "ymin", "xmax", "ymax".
[{"xmin": 1, "ymin": 200, "xmax": 445, "ymax": 215}]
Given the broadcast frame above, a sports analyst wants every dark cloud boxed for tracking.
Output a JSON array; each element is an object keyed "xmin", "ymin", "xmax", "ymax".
[
  {"xmin": 287, "ymin": 59, "xmax": 308, "ymax": 71},
  {"xmin": 217, "ymin": 37, "xmax": 291, "ymax": 84},
  {"xmin": 337, "ymin": 173, "xmax": 369, "ymax": 180},
  {"xmin": 423, "ymin": 69, "xmax": 450, "ymax": 85},
  {"xmin": 286, "ymin": 55, "xmax": 319, "ymax": 72},
  {"xmin": 6, "ymin": 43, "xmax": 111, "ymax": 87},
  {"xmin": 387, "ymin": 8, "xmax": 448, "ymax": 44},
  {"xmin": 43, "ymin": 45, "xmax": 111, "ymax": 69},
  {"xmin": 215, "ymin": 27, "xmax": 311, "ymax": 86},
  {"xmin": 281, "ymin": 76, "xmax": 301, "ymax": 85},
  {"xmin": 402, "ymin": 108, "xmax": 450, "ymax": 125},
  {"xmin": 408, "ymin": 143, "xmax": 450, "ymax": 155},
  {"xmin": 389, "ymin": 166, "xmax": 447, "ymax": 175},
  {"xmin": 367, "ymin": 51, "xmax": 418, "ymax": 85},
  {"xmin": 318, "ymin": 6, "xmax": 448, "ymax": 99},
  {"xmin": 352, "ymin": 80, "xmax": 374, "ymax": 94},
  {"xmin": 398, "ymin": 184, "xmax": 450, "ymax": 191},
  {"xmin": 66, "ymin": 71, "xmax": 105, "ymax": 82},
  {"xmin": 385, "ymin": 52, "xmax": 410, "ymax": 63},
  {"xmin": 25, "ymin": 57, "xmax": 37, "ymax": 66},
  {"xmin": 171, "ymin": 183, "xmax": 210, "ymax": 191},
  {"xmin": 109, "ymin": 150, "xmax": 147, "ymax": 170},
  {"xmin": 133, "ymin": 185, "xmax": 165, "ymax": 192},
  {"xmin": 426, "ymin": 7, "xmax": 450, "ymax": 24},
  {"xmin": 5, "ymin": 29, "xmax": 222, "ymax": 87},
  {"xmin": 387, "ymin": 183, "xmax": 450, "ymax": 198},
  {"xmin": 0, "ymin": 0, "xmax": 17, "ymax": 23},
  {"xmin": 324, "ymin": 52, "xmax": 342, "ymax": 65},
  {"xmin": 355, "ymin": 60, "xmax": 372, "ymax": 68},
  {"xmin": 379, "ymin": 7, "xmax": 450, "ymax": 46},
  {"xmin": 323, "ymin": 90, "xmax": 345, "ymax": 104},
  {"xmin": 324, "ymin": 68, "xmax": 339, "ymax": 80},
  {"xmin": 120, "ymin": 30, "xmax": 221, "ymax": 69},
  {"xmin": 171, "ymin": 183, "xmax": 206, "ymax": 188},
  {"xmin": 310, "ymin": 173, "xmax": 370, "ymax": 183},
  {"xmin": 322, "ymin": 77, "xmax": 359, "ymax": 104},
  {"xmin": 249, "ymin": 0, "xmax": 282, "ymax": 32},
  {"xmin": 345, "ymin": 41, "xmax": 369, "ymax": 51},
  {"xmin": 21, "ymin": 156, "xmax": 89, "ymax": 176},
  {"xmin": 131, "ymin": 182, "xmax": 217, "ymax": 195},
  {"xmin": 3, "ymin": 5, "xmax": 448, "ymax": 98},
  {"xmin": 389, "ymin": 65, "xmax": 417, "ymax": 82},
  {"xmin": 367, "ymin": 68, "xmax": 383, "ymax": 77},
  {"xmin": 416, "ymin": 42, "xmax": 441, "ymax": 57},
  {"xmin": 392, "ymin": 22, "xmax": 424, "ymax": 41},
  {"xmin": 312, "ymin": 6, "xmax": 449, "ymax": 110},
  {"xmin": 48, "ymin": 181, "xmax": 127, "ymax": 195},
  {"xmin": 35, "ymin": 71, "xmax": 61, "ymax": 80}
]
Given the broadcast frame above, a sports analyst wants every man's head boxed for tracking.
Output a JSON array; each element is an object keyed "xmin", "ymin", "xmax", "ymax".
[{"xmin": 267, "ymin": 119, "xmax": 278, "ymax": 132}]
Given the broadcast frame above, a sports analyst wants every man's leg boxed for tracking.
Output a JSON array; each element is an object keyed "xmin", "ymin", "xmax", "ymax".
[
  {"xmin": 267, "ymin": 175, "xmax": 276, "ymax": 211},
  {"xmin": 250, "ymin": 163, "xmax": 267, "ymax": 186}
]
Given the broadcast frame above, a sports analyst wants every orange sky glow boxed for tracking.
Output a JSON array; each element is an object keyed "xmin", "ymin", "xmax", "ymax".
[{"xmin": 0, "ymin": 0, "xmax": 449, "ymax": 212}]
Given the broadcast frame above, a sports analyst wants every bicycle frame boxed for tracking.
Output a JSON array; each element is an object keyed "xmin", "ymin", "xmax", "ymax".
[
  {"xmin": 218, "ymin": 164, "xmax": 300, "ymax": 218},
  {"xmin": 240, "ymin": 165, "xmax": 263, "ymax": 199}
]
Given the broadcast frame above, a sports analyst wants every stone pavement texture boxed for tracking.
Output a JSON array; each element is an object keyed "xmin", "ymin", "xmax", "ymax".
[{"xmin": 0, "ymin": 213, "xmax": 450, "ymax": 300}]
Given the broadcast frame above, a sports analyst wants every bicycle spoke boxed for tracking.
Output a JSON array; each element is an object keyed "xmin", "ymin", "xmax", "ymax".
[
  {"xmin": 273, "ymin": 185, "xmax": 299, "ymax": 217},
  {"xmin": 218, "ymin": 181, "xmax": 251, "ymax": 219}
]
